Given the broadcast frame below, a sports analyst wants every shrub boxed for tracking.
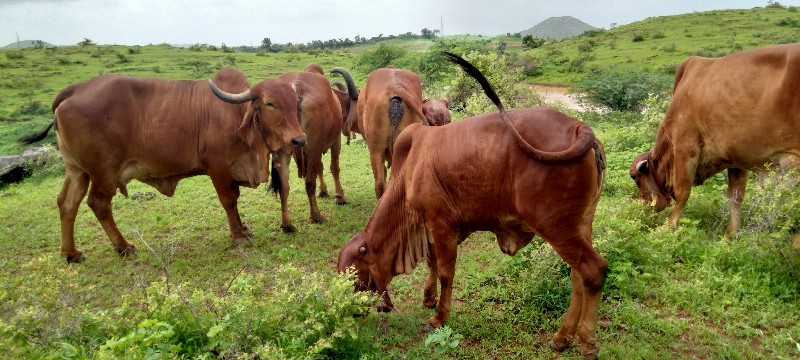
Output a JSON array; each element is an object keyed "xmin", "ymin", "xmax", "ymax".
[
  {"xmin": 1, "ymin": 257, "xmax": 378, "ymax": 358},
  {"xmin": 5, "ymin": 51, "xmax": 24, "ymax": 60},
  {"xmin": 356, "ymin": 43, "xmax": 407, "ymax": 73},
  {"xmin": 449, "ymin": 51, "xmax": 542, "ymax": 116},
  {"xmin": 576, "ymin": 68, "xmax": 672, "ymax": 112},
  {"xmin": 632, "ymin": 33, "xmax": 645, "ymax": 42},
  {"xmin": 127, "ymin": 46, "xmax": 142, "ymax": 54},
  {"xmin": 416, "ymin": 38, "xmax": 489, "ymax": 84}
]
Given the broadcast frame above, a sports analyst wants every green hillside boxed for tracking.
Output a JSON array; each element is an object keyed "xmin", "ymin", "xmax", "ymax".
[{"xmin": 523, "ymin": 5, "xmax": 800, "ymax": 83}]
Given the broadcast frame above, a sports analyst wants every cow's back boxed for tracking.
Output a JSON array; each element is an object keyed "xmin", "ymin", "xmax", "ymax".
[
  {"xmin": 54, "ymin": 71, "xmax": 250, "ymax": 189},
  {"xmin": 662, "ymin": 43, "xmax": 800, "ymax": 171},
  {"xmin": 395, "ymin": 107, "xmax": 599, "ymax": 228}
]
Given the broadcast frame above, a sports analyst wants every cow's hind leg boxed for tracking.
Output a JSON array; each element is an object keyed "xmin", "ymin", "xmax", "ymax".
[
  {"xmin": 368, "ymin": 151, "xmax": 387, "ymax": 199},
  {"xmin": 86, "ymin": 177, "xmax": 136, "ymax": 257},
  {"xmin": 725, "ymin": 168, "xmax": 748, "ymax": 238},
  {"xmin": 547, "ymin": 235, "xmax": 606, "ymax": 359},
  {"xmin": 58, "ymin": 165, "xmax": 90, "ymax": 263}
]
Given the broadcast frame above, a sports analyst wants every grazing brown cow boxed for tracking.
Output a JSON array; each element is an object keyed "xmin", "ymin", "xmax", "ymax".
[
  {"xmin": 421, "ymin": 95, "xmax": 452, "ymax": 126},
  {"xmin": 330, "ymin": 68, "xmax": 363, "ymax": 144},
  {"xmin": 353, "ymin": 66, "xmax": 427, "ymax": 199},
  {"xmin": 338, "ymin": 53, "xmax": 607, "ymax": 359},
  {"xmin": 629, "ymin": 43, "xmax": 800, "ymax": 236},
  {"xmin": 271, "ymin": 70, "xmax": 348, "ymax": 230},
  {"xmin": 20, "ymin": 68, "xmax": 306, "ymax": 262}
]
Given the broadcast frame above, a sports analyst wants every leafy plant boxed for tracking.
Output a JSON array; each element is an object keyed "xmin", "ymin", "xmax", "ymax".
[
  {"xmin": 576, "ymin": 68, "xmax": 672, "ymax": 111},
  {"xmin": 424, "ymin": 326, "xmax": 463, "ymax": 354}
]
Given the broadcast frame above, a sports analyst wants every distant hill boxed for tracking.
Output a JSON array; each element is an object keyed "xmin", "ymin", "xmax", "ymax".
[
  {"xmin": 2, "ymin": 40, "xmax": 56, "ymax": 49},
  {"xmin": 520, "ymin": 16, "xmax": 599, "ymax": 40}
]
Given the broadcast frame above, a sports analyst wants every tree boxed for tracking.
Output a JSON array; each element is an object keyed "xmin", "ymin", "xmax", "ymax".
[
  {"xmin": 421, "ymin": 28, "xmax": 436, "ymax": 39},
  {"xmin": 522, "ymin": 35, "xmax": 545, "ymax": 49},
  {"xmin": 261, "ymin": 37, "xmax": 272, "ymax": 49},
  {"xmin": 77, "ymin": 38, "xmax": 95, "ymax": 47}
]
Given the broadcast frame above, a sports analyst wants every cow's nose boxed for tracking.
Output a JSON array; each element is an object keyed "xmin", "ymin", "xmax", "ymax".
[{"xmin": 291, "ymin": 136, "xmax": 307, "ymax": 148}]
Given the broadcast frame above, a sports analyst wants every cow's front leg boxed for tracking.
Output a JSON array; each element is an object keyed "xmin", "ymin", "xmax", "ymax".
[
  {"xmin": 422, "ymin": 243, "xmax": 438, "ymax": 309},
  {"xmin": 424, "ymin": 229, "xmax": 458, "ymax": 332},
  {"xmin": 273, "ymin": 151, "xmax": 295, "ymax": 233},
  {"xmin": 208, "ymin": 166, "xmax": 251, "ymax": 247}
]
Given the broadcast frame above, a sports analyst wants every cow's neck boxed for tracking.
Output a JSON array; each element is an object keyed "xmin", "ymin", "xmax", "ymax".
[
  {"xmin": 364, "ymin": 185, "xmax": 430, "ymax": 276},
  {"xmin": 651, "ymin": 137, "xmax": 676, "ymax": 197}
]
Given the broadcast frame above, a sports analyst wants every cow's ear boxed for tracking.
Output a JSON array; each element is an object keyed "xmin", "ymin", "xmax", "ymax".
[
  {"xmin": 636, "ymin": 160, "xmax": 649, "ymax": 174},
  {"xmin": 238, "ymin": 102, "xmax": 260, "ymax": 149}
]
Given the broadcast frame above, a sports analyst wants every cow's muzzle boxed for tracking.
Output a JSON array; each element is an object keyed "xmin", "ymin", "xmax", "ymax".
[{"xmin": 291, "ymin": 135, "xmax": 307, "ymax": 148}]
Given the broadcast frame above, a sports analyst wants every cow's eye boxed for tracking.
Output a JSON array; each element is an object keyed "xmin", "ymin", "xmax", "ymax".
[{"xmin": 264, "ymin": 102, "xmax": 275, "ymax": 108}]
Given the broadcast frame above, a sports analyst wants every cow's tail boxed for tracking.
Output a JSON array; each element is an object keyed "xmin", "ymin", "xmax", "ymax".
[
  {"xmin": 442, "ymin": 52, "xmax": 595, "ymax": 162},
  {"xmin": 269, "ymin": 154, "xmax": 281, "ymax": 196},
  {"xmin": 592, "ymin": 140, "xmax": 606, "ymax": 190},
  {"xmin": 18, "ymin": 116, "xmax": 56, "ymax": 144},
  {"xmin": 18, "ymin": 83, "xmax": 79, "ymax": 144},
  {"xmin": 389, "ymin": 97, "xmax": 404, "ymax": 128}
]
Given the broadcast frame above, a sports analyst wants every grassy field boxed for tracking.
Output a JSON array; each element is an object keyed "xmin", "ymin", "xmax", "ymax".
[{"xmin": 2, "ymin": 5, "xmax": 800, "ymax": 360}]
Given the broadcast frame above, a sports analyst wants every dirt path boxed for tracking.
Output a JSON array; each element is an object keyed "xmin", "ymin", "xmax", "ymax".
[{"xmin": 532, "ymin": 85, "xmax": 597, "ymax": 112}]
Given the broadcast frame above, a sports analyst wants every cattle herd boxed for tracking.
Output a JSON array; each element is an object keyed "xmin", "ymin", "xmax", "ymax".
[{"xmin": 19, "ymin": 43, "xmax": 800, "ymax": 359}]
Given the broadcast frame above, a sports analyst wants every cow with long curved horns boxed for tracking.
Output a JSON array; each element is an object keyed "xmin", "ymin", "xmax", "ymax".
[
  {"xmin": 338, "ymin": 53, "xmax": 607, "ymax": 359},
  {"xmin": 20, "ymin": 68, "xmax": 306, "ymax": 262}
]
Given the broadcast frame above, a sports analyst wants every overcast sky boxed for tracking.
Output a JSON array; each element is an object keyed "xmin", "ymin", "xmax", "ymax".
[{"xmin": 1, "ymin": 0, "xmax": 798, "ymax": 46}]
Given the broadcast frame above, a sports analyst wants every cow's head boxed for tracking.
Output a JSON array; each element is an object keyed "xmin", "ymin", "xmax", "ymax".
[
  {"xmin": 209, "ymin": 79, "xmax": 306, "ymax": 153},
  {"xmin": 337, "ymin": 233, "xmax": 394, "ymax": 312},
  {"xmin": 630, "ymin": 151, "xmax": 670, "ymax": 212},
  {"xmin": 330, "ymin": 67, "xmax": 360, "ymax": 143}
]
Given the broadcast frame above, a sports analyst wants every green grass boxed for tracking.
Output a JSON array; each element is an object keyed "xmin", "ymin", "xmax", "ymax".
[{"xmin": 2, "ymin": 6, "xmax": 800, "ymax": 358}]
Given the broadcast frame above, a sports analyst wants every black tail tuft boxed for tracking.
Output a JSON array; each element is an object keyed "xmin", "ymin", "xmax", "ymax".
[
  {"xmin": 268, "ymin": 155, "xmax": 281, "ymax": 196},
  {"xmin": 389, "ymin": 97, "xmax": 404, "ymax": 128},
  {"xmin": 441, "ymin": 52, "xmax": 504, "ymax": 112},
  {"xmin": 18, "ymin": 118, "xmax": 56, "ymax": 144}
]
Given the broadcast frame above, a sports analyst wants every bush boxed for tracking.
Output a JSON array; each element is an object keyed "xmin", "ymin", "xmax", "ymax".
[
  {"xmin": 5, "ymin": 51, "xmax": 24, "ymax": 60},
  {"xmin": 522, "ymin": 35, "xmax": 545, "ymax": 49},
  {"xmin": 576, "ymin": 68, "xmax": 672, "ymax": 112},
  {"xmin": 356, "ymin": 43, "xmax": 408, "ymax": 73},
  {"xmin": 449, "ymin": 51, "xmax": 542, "ymax": 116},
  {"xmin": 632, "ymin": 33, "xmax": 645, "ymax": 42},
  {"xmin": 1, "ymin": 257, "xmax": 378, "ymax": 358}
]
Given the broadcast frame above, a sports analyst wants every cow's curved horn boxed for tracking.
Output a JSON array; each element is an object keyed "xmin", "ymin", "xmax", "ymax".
[
  {"xmin": 636, "ymin": 160, "xmax": 649, "ymax": 174},
  {"xmin": 331, "ymin": 79, "xmax": 346, "ymax": 92},
  {"xmin": 208, "ymin": 79, "xmax": 256, "ymax": 104},
  {"xmin": 331, "ymin": 67, "xmax": 359, "ymax": 100},
  {"xmin": 359, "ymin": 246, "xmax": 367, "ymax": 254}
]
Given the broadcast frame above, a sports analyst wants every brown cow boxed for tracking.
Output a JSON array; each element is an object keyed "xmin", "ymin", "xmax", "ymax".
[
  {"xmin": 20, "ymin": 68, "xmax": 306, "ymax": 262},
  {"xmin": 271, "ymin": 70, "xmax": 348, "ymax": 230},
  {"xmin": 353, "ymin": 66, "xmax": 427, "ymax": 199},
  {"xmin": 421, "ymin": 95, "xmax": 452, "ymax": 126},
  {"xmin": 338, "ymin": 53, "xmax": 607, "ymax": 359},
  {"xmin": 629, "ymin": 43, "xmax": 800, "ymax": 236}
]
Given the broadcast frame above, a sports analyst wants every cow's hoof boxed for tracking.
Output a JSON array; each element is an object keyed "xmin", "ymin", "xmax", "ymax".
[
  {"xmin": 423, "ymin": 299, "xmax": 437, "ymax": 309},
  {"xmin": 318, "ymin": 191, "xmax": 330, "ymax": 198},
  {"xmin": 335, "ymin": 196, "xmax": 348, "ymax": 205},
  {"xmin": 548, "ymin": 337, "xmax": 573, "ymax": 352},
  {"xmin": 281, "ymin": 224, "xmax": 296, "ymax": 233},
  {"xmin": 118, "ymin": 245, "xmax": 137, "ymax": 257},
  {"xmin": 243, "ymin": 228, "xmax": 254, "ymax": 239},
  {"xmin": 65, "ymin": 252, "xmax": 86, "ymax": 264},
  {"xmin": 311, "ymin": 216, "xmax": 326, "ymax": 224},
  {"xmin": 232, "ymin": 237, "xmax": 253, "ymax": 247}
]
